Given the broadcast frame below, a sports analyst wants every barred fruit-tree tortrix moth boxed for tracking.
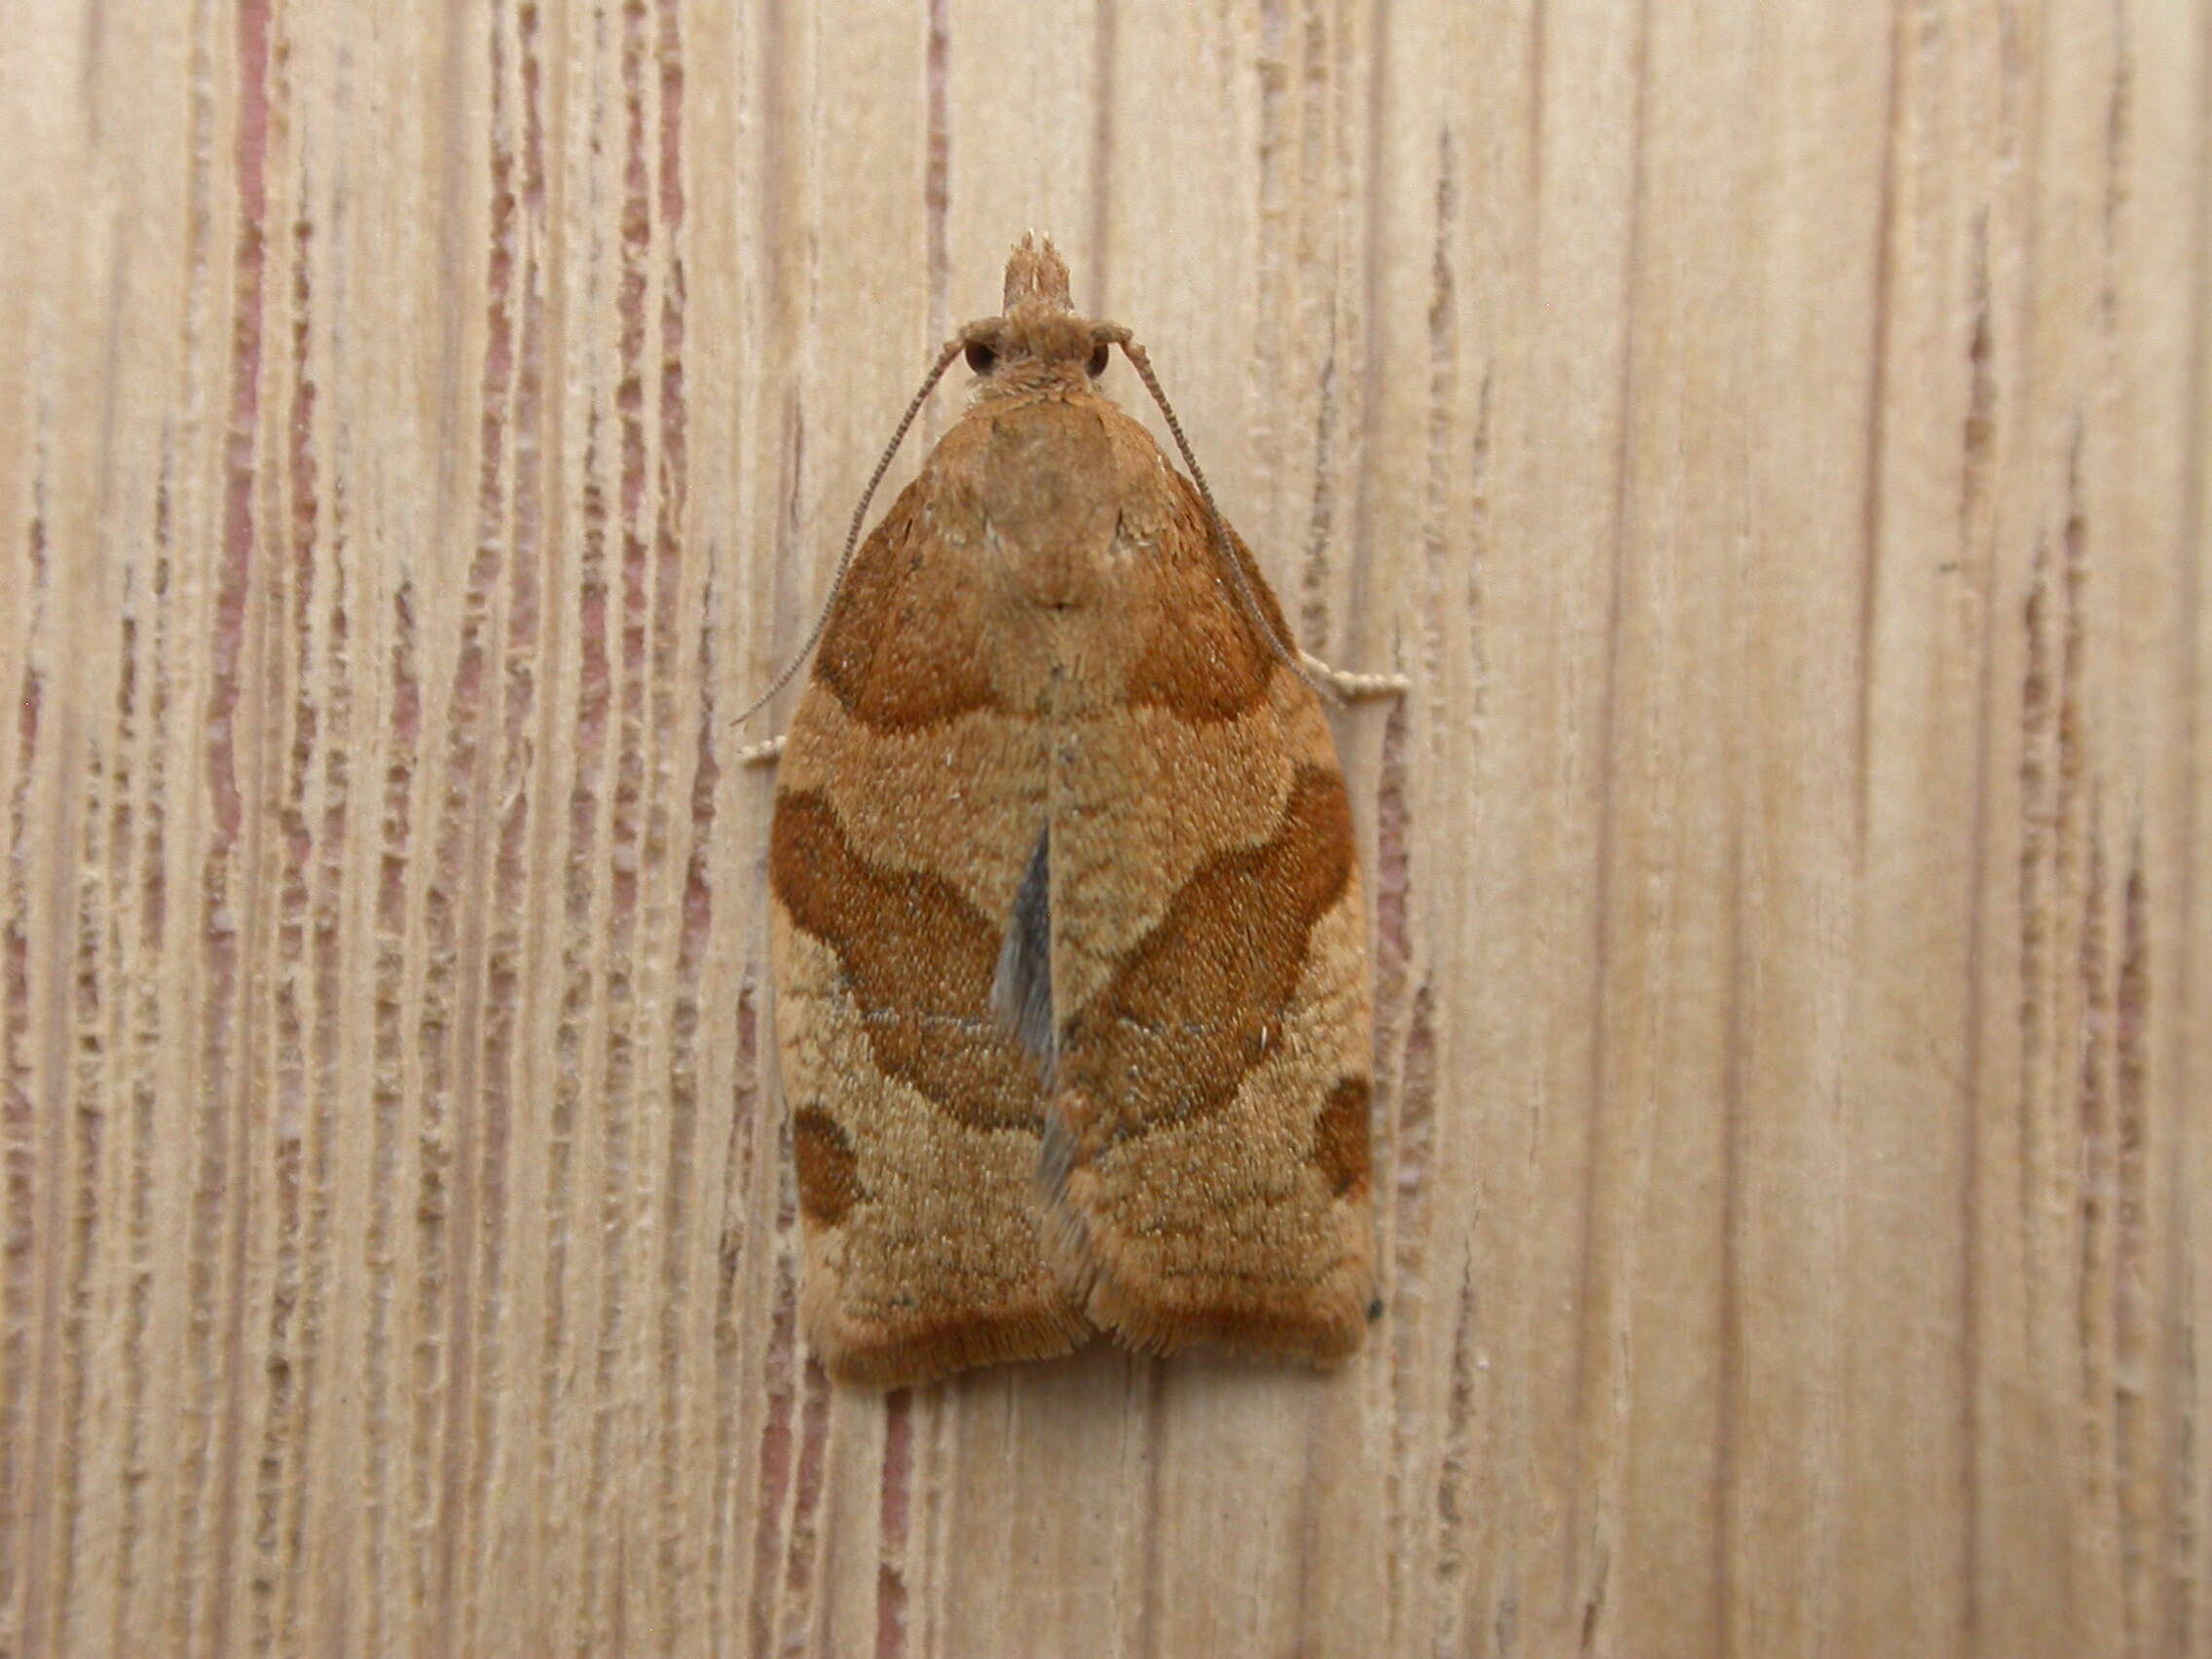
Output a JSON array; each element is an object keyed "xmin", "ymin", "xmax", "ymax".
[{"xmin": 764, "ymin": 237, "xmax": 1381, "ymax": 1387}]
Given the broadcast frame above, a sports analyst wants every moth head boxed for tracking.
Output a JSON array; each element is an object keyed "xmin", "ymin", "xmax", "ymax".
[
  {"xmin": 962, "ymin": 313, "xmax": 1108, "ymax": 381},
  {"xmin": 959, "ymin": 235, "xmax": 1122, "ymax": 394}
]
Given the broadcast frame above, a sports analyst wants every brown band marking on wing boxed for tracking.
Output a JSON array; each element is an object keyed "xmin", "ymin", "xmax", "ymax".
[
  {"xmin": 1060, "ymin": 763, "xmax": 1355, "ymax": 1141},
  {"xmin": 772, "ymin": 789, "xmax": 1042, "ymax": 1132}
]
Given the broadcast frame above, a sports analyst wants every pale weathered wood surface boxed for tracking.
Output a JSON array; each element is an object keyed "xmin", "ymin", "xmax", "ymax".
[{"xmin": 2, "ymin": 2, "xmax": 2207, "ymax": 1655}]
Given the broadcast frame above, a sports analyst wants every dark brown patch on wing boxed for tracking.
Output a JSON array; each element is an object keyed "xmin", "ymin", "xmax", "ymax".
[
  {"xmin": 792, "ymin": 1105, "xmax": 864, "ymax": 1225},
  {"xmin": 1309, "ymin": 1077, "xmax": 1374, "ymax": 1198},
  {"xmin": 1059, "ymin": 764, "xmax": 1354, "ymax": 1141},
  {"xmin": 813, "ymin": 482, "xmax": 1004, "ymax": 731},
  {"xmin": 772, "ymin": 790, "xmax": 1043, "ymax": 1131},
  {"xmin": 1123, "ymin": 476, "xmax": 1283, "ymax": 722}
]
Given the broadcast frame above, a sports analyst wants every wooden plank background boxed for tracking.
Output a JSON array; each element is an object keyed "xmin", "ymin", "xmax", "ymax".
[{"xmin": 2, "ymin": 1, "xmax": 2207, "ymax": 1654}]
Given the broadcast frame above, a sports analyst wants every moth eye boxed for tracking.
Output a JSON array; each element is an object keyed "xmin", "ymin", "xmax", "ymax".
[
  {"xmin": 966, "ymin": 341, "xmax": 998, "ymax": 375},
  {"xmin": 1087, "ymin": 342, "xmax": 1111, "ymax": 378}
]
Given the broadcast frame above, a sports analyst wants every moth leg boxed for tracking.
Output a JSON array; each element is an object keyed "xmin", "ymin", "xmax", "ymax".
[
  {"xmin": 1298, "ymin": 650, "xmax": 1411, "ymax": 702},
  {"xmin": 736, "ymin": 732, "xmax": 787, "ymax": 767}
]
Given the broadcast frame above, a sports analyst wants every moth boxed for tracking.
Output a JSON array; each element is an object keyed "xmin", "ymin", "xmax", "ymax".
[{"xmin": 761, "ymin": 236, "xmax": 1385, "ymax": 1386}]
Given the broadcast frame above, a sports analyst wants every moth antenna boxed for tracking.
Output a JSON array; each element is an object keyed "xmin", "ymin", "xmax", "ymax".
[
  {"xmin": 733, "ymin": 334, "xmax": 969, "ymax": 728},
  {"xmin": 1104, "ymin": 331, "xmax": 1324, "ymax": 699}
]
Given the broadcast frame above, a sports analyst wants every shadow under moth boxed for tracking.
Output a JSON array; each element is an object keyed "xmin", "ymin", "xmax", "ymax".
[{"xmin": 759, "ymin": 236, "xmax": 1390, "ymax": 1387}]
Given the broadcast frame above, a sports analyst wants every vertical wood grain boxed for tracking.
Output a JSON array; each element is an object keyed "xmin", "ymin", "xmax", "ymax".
[{"xmin": 0, "ymin": 1, "xmax": 2206, "ymax": 1655}]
